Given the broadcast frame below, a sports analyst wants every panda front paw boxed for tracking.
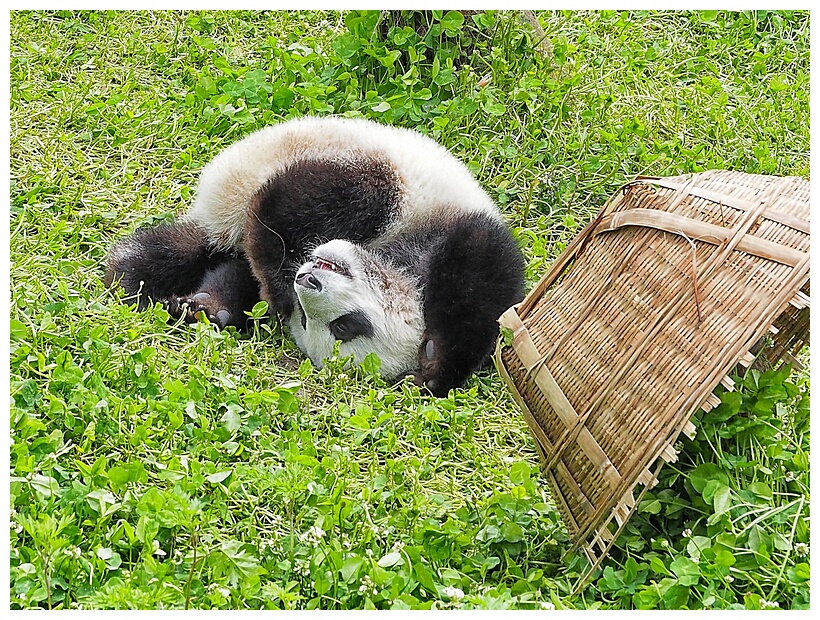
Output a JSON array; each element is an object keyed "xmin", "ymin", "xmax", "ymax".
[{"xmin": 167, "ymin": 292, "xmax": 233, "ymax": 329}]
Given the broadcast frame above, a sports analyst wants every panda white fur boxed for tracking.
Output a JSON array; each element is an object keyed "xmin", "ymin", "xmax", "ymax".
[{"xmin": 105, "ymin": 116, "xmax": 524, "ymax": 396}]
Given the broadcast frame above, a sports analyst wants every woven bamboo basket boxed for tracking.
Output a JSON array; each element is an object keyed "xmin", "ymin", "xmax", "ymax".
[{"xmin": 496, "ymin": 170, "xmax": 810, "ymax": 577}]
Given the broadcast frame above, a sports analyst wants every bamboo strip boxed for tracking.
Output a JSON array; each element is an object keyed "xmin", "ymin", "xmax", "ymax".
[
  {"xmin": 499, "ymin": 308, "xmax": 622, "ymax": 488},
  {"xmin": 790, "ymin": 291, "xmax": 810, "ymax": 309},
  {"xmin": 571, "ymin": 460, "xmax": 667, "ymax": 597},
  {"xmin": 636, "ymin": 176, "xmax": 811, "ymax": 234},
  {"xmin": 495, "ymin": 338, "xmax": 595, "ymax": 526},
  {"xmin": 593, "ymin": 209, "xmax": 806, "ymax": 267}
]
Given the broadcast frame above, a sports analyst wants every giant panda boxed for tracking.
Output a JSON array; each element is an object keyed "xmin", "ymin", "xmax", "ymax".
[{"xmin": 105, "ymin": 116, "xmax": 525, "ymax": 396}]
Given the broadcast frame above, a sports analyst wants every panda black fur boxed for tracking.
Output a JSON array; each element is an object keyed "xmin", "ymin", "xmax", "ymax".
[{"xmin": 105, "ymin": 116, "xmax": 525, "ymax": 396}]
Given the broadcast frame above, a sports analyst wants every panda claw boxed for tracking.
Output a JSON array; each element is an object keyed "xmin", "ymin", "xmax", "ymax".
[
  {"xmin": 164, "ymin": 297, "xmax": 179, "ymax": 315},
  {"xmin": 166, "ymin": 297, "xmax": 195, "ymax": 323},
  {"xmin": 166, "ymin": 291, "xmax": 233, "ymax": 329},
  {"xmin": 425, "ymin": 339, "xmax": 435, "ymax": 361},
  {"xmin": 216, "ymin": 309, "xmax": 231, "ymax": 327}
]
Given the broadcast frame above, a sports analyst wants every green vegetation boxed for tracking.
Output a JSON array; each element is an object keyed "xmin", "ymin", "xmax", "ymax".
[{"xmin": 10, "ymin": 10, "xmax": 809, "ymax": 609}]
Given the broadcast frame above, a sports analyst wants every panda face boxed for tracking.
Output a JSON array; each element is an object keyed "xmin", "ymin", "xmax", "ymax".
[{"xmin": 290, "ymin": 239, "xmax": 424, "ymax": 379}]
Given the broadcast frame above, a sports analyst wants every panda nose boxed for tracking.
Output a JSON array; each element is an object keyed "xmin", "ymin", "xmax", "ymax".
[{"xmin": 295, "ymin": 271, "xmax": 322, "ymax": 291}]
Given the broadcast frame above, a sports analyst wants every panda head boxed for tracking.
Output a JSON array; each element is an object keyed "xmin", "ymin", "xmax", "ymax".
[{"xmin": 291, "ymin": 239, "xmax": 425, "ymax": 379}]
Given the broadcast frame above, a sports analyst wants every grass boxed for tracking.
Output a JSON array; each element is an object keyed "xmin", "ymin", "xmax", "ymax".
[{"xmin": 9, "ymin": 9, "xmax": 810, "ymax": 610}]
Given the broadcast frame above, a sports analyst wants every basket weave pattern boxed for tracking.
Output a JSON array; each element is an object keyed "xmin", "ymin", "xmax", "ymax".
[{"xmin": 497, "ymin": 170, "xmax": 810, "ymax": 567}]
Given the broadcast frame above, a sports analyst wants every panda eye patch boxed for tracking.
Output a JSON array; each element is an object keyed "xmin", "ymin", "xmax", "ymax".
[{"xmin": 329, "ymin": 310, "xmax": 374, "ymax": 342}]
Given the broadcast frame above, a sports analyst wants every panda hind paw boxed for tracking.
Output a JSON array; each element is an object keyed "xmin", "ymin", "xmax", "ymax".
[{"xmin": 167, "ymin": 292, "xmax": 233, "ymax": 329}]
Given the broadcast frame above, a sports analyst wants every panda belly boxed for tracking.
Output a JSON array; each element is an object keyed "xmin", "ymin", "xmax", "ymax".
[{"xmin": 182, "ymin": 116, "xmax": 500, "ymax": 251}]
